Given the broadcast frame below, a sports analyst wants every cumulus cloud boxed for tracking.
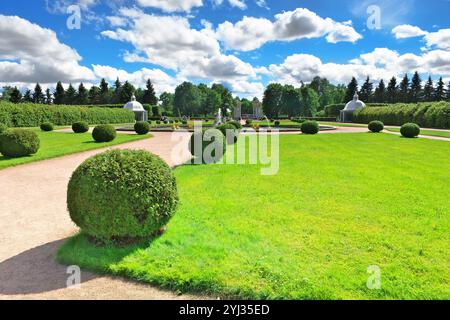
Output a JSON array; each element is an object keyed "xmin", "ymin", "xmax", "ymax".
[
  {"xmin": 136, "ymin": 0, "xmax": 203, "ymax": 13},
  {"xmin": 392, "ymin": 25, "xmax": 428, "ymax": 39},
  {"xmin": 0, "ymin": 15, "xmax": 95, "ymax": 83},
  {"xmin": 216, "ymin": 8, "xmax": 362, "ymax": 51},
  {"xmin": 424, "ymin": 28, "xmax": 450, "ymax": 50}
]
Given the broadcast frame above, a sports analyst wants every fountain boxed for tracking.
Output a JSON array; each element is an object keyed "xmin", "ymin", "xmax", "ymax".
[
  {"xmin": 262, "ymin": 115, "xmax": 272, "ymax": 130},
  {"xmin": 215, "ymin": 108, "xmax": 223, "ymax": 126}
]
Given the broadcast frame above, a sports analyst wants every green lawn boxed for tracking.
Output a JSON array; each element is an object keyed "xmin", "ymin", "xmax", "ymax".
[
  {"xmin": 0, "ymin": 129, "xmax": 149, "ymax": 170},
  {"xmin": 386, "ymin": 127, "xmax": 450, "ymax": 139},
  {"xmin": 57, "ymin": 133, "xmax": 450, "ymax": 299}
]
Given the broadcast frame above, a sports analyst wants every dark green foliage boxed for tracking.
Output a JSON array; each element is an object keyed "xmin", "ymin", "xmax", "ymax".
[
  {"xmin": 300, "ymin": 121, "xmax": 320, "ymax": 134},
  {"xmin": 274, "ymin": 120, "xmax": 280, "ymax": 126},
  {"xmin": 72, "ymin": 121, "xmax": 89, "ymax": 133},
  {"xmin": 189, "ymin": 129, "xmax": 226, "ymax": 164},
  {"xmin": 0, "ymin": 101, "xmax": 134, "ymax": 127},
  {"xmin": 324, "ymin": 104, "xmax": 346, "ymax": 117},
  {"xmin": 92, "ymin": 125, "xmax": 117, "ymax": 142},
  {"xmin": 368, "ymin": 121, "xmax": 384, "ymax": 133},
  {"xmin": 245, "ymin": 119, "xmax": 253, "ymax": 125},
  {"xmin": 344, "ymin": 77, "xmax": 358, "ymax": 103},
  {"xmin": 134, "ymin": 121, "xmax": 150, "ymax": 135},
  {"xmin": 353, "ymin": 102, "xmax": 450, "ymax": 129},
  {"xmin": 400, "ymin": 123, "xmax": 421, "ymax": 138},
  {"xmin": 67, "ymin": 149, "xmax": 179, "ymax": 242},
  {"xmin": 227, "ymin": 120, "xmax": 243, "ymax": 130},
  {"xmin": 0, "ymin": 123, "xmax": 7, "ymax": 134},
  {"xmin": 40, "ymin": 122, "xmax": 54, "ymax": 132},
  {"xmin": 0, "ymin": 129, "xmax": 40, "ymax": 157},
  {"xmin": 217, "ymin": 123, "xmax": 238, "ymax": 144}
]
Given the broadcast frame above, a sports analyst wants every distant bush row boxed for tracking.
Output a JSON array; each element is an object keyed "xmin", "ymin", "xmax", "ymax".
[
  {"xmin": 0, "ymin": 101, "xmax": 135, "ymax": 127},
  {"xmin": 353, "ymin": 102, "xmax": 450, "ymax": 129},
  {"xmin": 324, "ymin": 103, "xmax": 390, "ymax": 117}
]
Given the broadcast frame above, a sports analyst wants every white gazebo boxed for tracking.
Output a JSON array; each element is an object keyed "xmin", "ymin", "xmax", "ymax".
[
  {"xmin": 124, "ymin": 95, "xmax": 148, "ymax": 122},
  {"xmin": 340, "ymin": 93, "xmax": 366, "ymax": 122}
]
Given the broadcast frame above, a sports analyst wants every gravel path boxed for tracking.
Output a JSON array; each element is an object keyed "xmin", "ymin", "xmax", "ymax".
[{"xmin": 0, "ymin": 132, "xmax": 202, "ymax": 300}]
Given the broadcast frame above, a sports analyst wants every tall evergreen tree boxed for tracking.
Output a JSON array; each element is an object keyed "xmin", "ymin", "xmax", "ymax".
[
  {"xmin": 33, "ymin": 83, "xmax": 45, "ymax": 104},
  {"xmin": 45, "ymin": 88, "xmax": 52, "ymax": 104},
  {"xmin": 53, "ymin": 81, "xmax": 65, "ymax": 105},
  {"xmin": 344, "ymin": 77, "xmax": 358, "ymax": 102},
  {"xmin": 23, "ymin": 89, "xmax": 33, "ymax": 102},
  {"xmin": 373, "ymin": 79, "xmax": 386, "ymax": 103},
  {"xmin": 447, "ymin": 82, "xmax": 450, "ymax": 102},
  {"xmin": 434, "ymin": 77, "xmax": 446, "ymax": 101},
  {"xmin": 100, "ymin": 78, "xmax": 109, "ymax": 94},
  {"xmin": 422, "ymin": 76, "xmax": 434, "ymax": 102},
  {"xmin": 77, "ymin": 83, "xmax": 89, "ymax": 105},
  {"xmin": 143, "ymin": 79, "xmax": 158, "ymax": 105},
  {"xmin": 113, "ymin": 78, "xmax": 122, "ymax": 103},
  {"xmin": 64, "ymin": 84, "xmax": 77, "ymax": 105},
  {"xmin": 9, "ymin": 87, "xmax": 22, "ymax": 103},
  {"xmin": 99, "ymin": 78, "xmax": 110, "ymax": 104},
  {"xmin": 358, "ymin": 76, "xmax": 373, "ymax": 102},
  {"xmin": 410, "ymin": 71, "xmax": 422, "ymax": 103},
  {"xmin": 387, "ymin": 77, "xmax": 398, "ymax": 103},
  {"xmin": 120, "ymin": 81, "xmax": 135, "ymax": 103},
  {"xmin": 399, "ymin": 74, "xmax": 410, "ymax": 103},
  {"xmin": 89, "ymin": 86, "xmax": 101, "ymax": 104}
]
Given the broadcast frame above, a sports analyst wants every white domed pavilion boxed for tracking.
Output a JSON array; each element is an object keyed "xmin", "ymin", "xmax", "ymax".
[
  {"xmin": 124, "ymin": 95, "xmax": 148, "ymax": 121},
  {"xmin": 340, "ymin": 93, "xmax": 366, "ymax": 122}
]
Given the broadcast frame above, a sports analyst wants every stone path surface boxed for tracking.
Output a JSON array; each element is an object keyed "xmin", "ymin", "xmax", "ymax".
[{"xmin": 0, "ymin": 132, "xmax": 201, "ymax": 300}]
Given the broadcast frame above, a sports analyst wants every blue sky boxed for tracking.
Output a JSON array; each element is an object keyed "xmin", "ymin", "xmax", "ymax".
[{"xmin": 1, "ymin": 0, "xmax": 449, "ymax": 98}]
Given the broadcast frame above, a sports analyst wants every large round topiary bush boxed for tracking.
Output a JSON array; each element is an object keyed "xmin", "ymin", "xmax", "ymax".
[
  {"xmin": 400, "ymin": 123, "xmax": 420, "ymax": 138},
  {"xmin": 0, "ymin": 129, "xmax": 40, "ymax": 158},
  {"xmin": 217, "ymin": 123, "xmax": 238, "ymax": 144},
  {"xmin": 301, "ymin": 121, "xmax": 320, "ymax": 134},
  {"xmin": 227, "ymin": 120, "xmax": 243, "ymax": 130},
  {"xmin": 0, "ymin": 123, "xmax": 8, "ymax": 134},
  {"xmin": 40, "ymin": 122, "xmax": 54, "ymax": 132},
  {"xmin": 92, "ymin": 124, "xmax": 117, "ymax": 142},
  {"xmin": 189, "ymin": 128, "xmax": 226, "ymax": 164},
  {"xmin": 368, "ymin": 120, "xmax": 384, "ymax": 133},
  {"xmin": 72, "ymin": 121, "xmax": 89, "ymax": 133},
  {"xmin": 134, "ymin": 121, "xmax": 150, "ymax": 135},
  {"xmin": 67, "ymin": 149, "xmax": 179, "ymax": 243}
]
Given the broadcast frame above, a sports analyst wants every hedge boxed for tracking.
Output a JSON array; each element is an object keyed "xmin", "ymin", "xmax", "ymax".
[
  {"xmin": 353, "ymin": 102, "xmax": 450, "ymax": 129},
  {"xmin": 324, "ymin": 103, "xmax": 390, "ymax": 117},
  {"xmin": 0, "ymin": 101, "xmax": 135, "ymax": 127}
]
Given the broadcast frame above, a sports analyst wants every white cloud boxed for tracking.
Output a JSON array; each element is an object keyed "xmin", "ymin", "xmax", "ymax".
[
  {"xmin": 0, "ymin": 15, "xmax": 94, "ymax": 83},
  {"xmin": 392, "ymin": 24, "xmax": 428, "ymax": 39},
  {"xmin": 216, "ymin": 8, "xmax": 362, "ymax": 51},
  {"xmin": 424, "ymin": 28, "xmax": 450, "ymax": 50},
  {"xmin": 136, "ymin": 0, "xmax": 203, "ymax": 13},
  {"xmin": 228, "ymin": 0, "xmax": 247, "ymax": 10}
]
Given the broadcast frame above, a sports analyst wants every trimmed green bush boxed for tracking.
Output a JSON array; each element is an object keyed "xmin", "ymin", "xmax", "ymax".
[
  {"xmin": 274, "ymin": 120, "xmax": 281, "ymax": 126},
  {"xmin": 92, "ymin": 124, "xmax": 117, "ymax": 142},
  {"xmin": 134, "ymin": 121, "xmax": 150, "ymax": 135},
  {"xmin": 189, "ymin": 129, "xmax": 226, "ymax": 164},
  {"xmin": 368, "ymin": 121, "xmax": 384, "ymax": 133},
  {"xmin": 217, "ymin": 123, "xmax": 238, "ymax": 144},
  {"xmin": 301, "ymin": 121, "xmax": 320, "ymax": 134},
  {"xmin": 246, "ymin": 119, "xmax": 253, "ymax": 126},
  {"xmin": 400, "ymin": 123, "xmax": 421, "ymax": 138},
  {"xmin": 72, "ymin": 121, "xmax": 89, "ymax": 133},
  {"xmin": 353, "ymin": 102, "xmax": 450, "ymax": 129},
  {"xmin": 67, "ymin": 149, "xmax": 179, "ymax": 243},
  {"xmin": 0, "ymin": 129, "xmax": 40, "ymax": 158},
  {"xmin": 0, "ymin": 123, "xmax": 7, "ymax": 134},
  {"xmin": 40, "ymin": 122, "xmax": 54, "ymax": 132},
  {"xmin": 227, "ymin": 120, "xmax": 243, "ymax": 130},
  {"xmin": 0, "ymin": 101, "xmax": 134, "ymax": 127}
]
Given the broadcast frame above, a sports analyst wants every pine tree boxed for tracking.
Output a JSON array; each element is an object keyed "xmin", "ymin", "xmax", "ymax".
[
  {"xmin": 99, "ymin": 78, "xmax": 110, "ymax": 104},
  {"xmin": 399, "ymin": 74, "xmax": 410, "ymax": 103},
  {"xmin": 113, "ymin": 78, "xmax": 122, "ymax": 104},
  {"xmin": 64, "ymin": 84, "xmax": 77, "ymax": 105},
  {"xmin": 33, "ymin": 83, "xmax": 45, "ymax": 104},
  {"xmin": 89, "ymin": 86, "xmax": 101, "ymax": 104},
  {"xmin": 9, "ymin": 87, "xmax": 22, "ymax": 103},
  {"xmin": 45, "ymin": 88, "xmax": 52, "ymax": 104},
  {"xmin": 120, "ymin": 81, "xmax": 135, "ymax": 103},
  {"xmin": 387, "ymin": 77, "xmax": 398, "ymax": 103},
  {"xmin": 77, "ymin": 83, "xmax": 89, "ymax": 105},
  {"xmin": 434, "ymin": 77, "xmax": 446, "ymax": 101},
  {"xmin": 447, "ymin": 82, "xmax": 450, "ymax": 102},
  {"xmin": 100, "ymin": 78, "xmax": 109, "ymax": 94},
  {"xmin": 358, "ymin": 76, "xmax": 373, "ymax": 102},
  {"xmin": 410, "ymin": 71, "xmax": 422, "ymax": 103},
  {"xmin": 373, "ymin": 79, "xmax": 386, "ymax": 103},
  {"xmin": 344, "ymin": 77, "xmax": 358, "ymax": 102},
  {"xmin": 23, "ymin": 89, "xmax": 33, "ymax": 102},
  {"xmin": 143, "ymin": 79, "xmax": 158, "ymax": 105},
  {"xmin": 53, "ymin": 82, "xmax": 65, "ymax": 105},
  {"xmin": 423, "ymin": 76, "xmax": 434, "ymax": 102}
]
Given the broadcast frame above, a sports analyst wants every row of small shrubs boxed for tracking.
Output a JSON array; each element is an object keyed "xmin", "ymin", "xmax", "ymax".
[
  {"xmin": 368, "ymin": 120, "xmax": 421, "ymax": 138},
  {"xmin": 353, "ymin": 102, "xmax": 450, "ymax": 129},
  {"xmin": 0, "ymin": 101, "xmax": 135, "ymax": 127},
  {"xmin": 324, "ymin": 103, "xmax": 390, "ymax": 117}
]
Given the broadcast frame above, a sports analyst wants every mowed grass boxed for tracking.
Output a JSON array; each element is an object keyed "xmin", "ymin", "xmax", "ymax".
[
  {"xmin": 0, "ymin": 129, "xmax": 149, "ymax": 170},
  {"xmin": 57, "ymin": 133, "xmax": 450, "ymax": 299}
]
